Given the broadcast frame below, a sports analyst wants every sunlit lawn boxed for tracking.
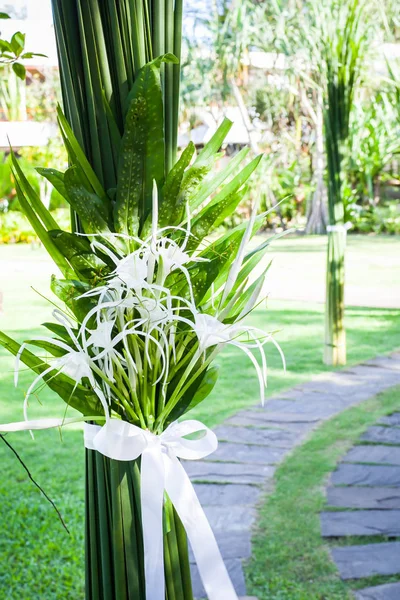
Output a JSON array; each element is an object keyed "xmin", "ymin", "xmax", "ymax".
[{"xmin": 0, "ymin": 236, "xmax": 399, "ymax": 598}]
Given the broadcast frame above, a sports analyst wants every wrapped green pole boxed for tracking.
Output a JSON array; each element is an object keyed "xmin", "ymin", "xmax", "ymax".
[
  {"xmin": 320, "ymin": 0, "xmax": 367, "ymax": 366},
  {"xmin": 50, "ymin": 1, "xmax": 192, "ymax": 597}
]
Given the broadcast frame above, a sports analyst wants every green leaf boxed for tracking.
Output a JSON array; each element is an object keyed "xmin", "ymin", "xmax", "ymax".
[
  {"xmin": 12, "ymin": 178, "xmax": 74, "ymax": 279},
  {"xmin": 114, "ymin": 55, "xmax": 175, "ymax": 235},
  {"xmin": 42, "ymin": 322, "xmax": 78, "ymax": 343},
  {"xmin": 187, "ymin": 186, "xmax": 249, "ymax": 252},
  {"xmin": 166, "ymin": 365, "xmax": 220, "ymax": 423},
  {"xmin": 51, "ymin": 276, "xmax": 97, "ymax": 323},
  {"xmin": 36, "ymin": 168, "xmax": 68, "ymax": 199},
  {"xmin": 64, "ymin": 167, "xmax": 111, "ymax": 234},
  {"xmin": 28, "ymin": 339, "xmax": 67, "ymax": 358},
  {"xmin": 195, "ymin": 118, "xmax": 233, "ymax": 167},
  {"xmin": 12, "ymin": 62, "xmax": 26, "ymax": 80},
  {"xmin": 21, "ymin": 52, "xmax": 47, "ymax": 59},
  {"xmin": 0, "ymin": 40, "xmax": 12, "ymax": 53},
  {"xmin": 0, "ymin": 12, "xmax": 10, "ymax": 19},
  {"xmin": 11, "ymin": 152, "xmax": 59, "ymax": 231},
  {"xmin": 157, "ymin": 142, "xmax": 196, "ymax": 229},
  {"xmin": 57, "ymin": 106, "xmax": 108, "ymax": 202},
  {"xmin": 49, "ymin": 229, "xmax": 109, "ymax": 280},
  {"xmin": 0, "ymin": 330, "xmax": 103, "ymax": 417},
  {"xmin": 190, "ymin": 147, "xmax": 250, "ymax": 211},
  {"xmin": 10, "ymin": 32, "xmax": 25, "ymax": 56}
]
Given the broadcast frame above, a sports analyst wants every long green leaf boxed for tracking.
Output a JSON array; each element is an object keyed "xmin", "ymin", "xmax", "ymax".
[
  {"xmin": 114, "ymin": 53, "xmax": 178, "ymax": 235},
  {"xmin": 0, "ymin": 330, "xmax": 103, "ymax": 416}
]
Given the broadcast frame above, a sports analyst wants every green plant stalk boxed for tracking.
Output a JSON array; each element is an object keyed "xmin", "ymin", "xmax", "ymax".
[
  {"xmin": 322, "ymin": 0, "xmax": 366, "ymax": 366},
  {"xmin": 85, "ymin": 451, "xmax": 193, "ymax": 599},
  {"xmin": 50, "ymin": 1, "xmax": 190, "ymax": 595},
  {"xmin": 324, "ymin": 230, "xmax": 346, "ymax": 365}
]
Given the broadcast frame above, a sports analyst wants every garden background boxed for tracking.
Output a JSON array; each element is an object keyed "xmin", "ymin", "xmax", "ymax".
[{"xmin": 0, "ymin": 0, "xmax": 399, "ymax": 598}]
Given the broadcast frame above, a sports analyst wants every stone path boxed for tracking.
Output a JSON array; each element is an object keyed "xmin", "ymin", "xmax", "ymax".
[
  {"xmin": 183, "ymin": 352, "xmax": 400, "ymax": 598},
  {"xmin": 321, "ymin": 398, "xmax": 400, "ymax": 598}
]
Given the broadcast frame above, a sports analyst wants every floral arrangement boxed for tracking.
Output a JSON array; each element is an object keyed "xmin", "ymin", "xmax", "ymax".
[{"xmin": 0, "ymin": 56, "xmax": 283, "ymax": 600}]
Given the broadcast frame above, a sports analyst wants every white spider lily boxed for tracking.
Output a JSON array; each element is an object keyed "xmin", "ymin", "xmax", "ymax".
[
  {"xmin": 156, "ymin": 238, "xmax": 191, "ymax": 275},
  {"xmin": 192, "ymin": 312, "xmax": 284, "ymax": 406},
  {"xmin": 113, "ymin": 252, "xmax": 148, "ymax": 289},
  {"xmin": 53, "ymin": 349, "xmax": 93, "ymax": 382},
  {"xmin": 87, "ymin": 321, "xmax": 115, "ymax": 350}
]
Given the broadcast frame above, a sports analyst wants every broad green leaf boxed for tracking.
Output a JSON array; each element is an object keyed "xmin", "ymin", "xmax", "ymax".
[
  {"xmin": 0, "ymin": 40, "xmax": 11, "ymax": 52},
  {"xmin": 10, "ymin": 32, "xmax": 25, "ymax": 56},
  {"xmin": 12, "ymin": 62, "xmax": 25, "ymax": 80},
  {"xmin": 0, "ymin": 12, "xmax": 10, "ymax": 19},
  {"xmin": 64, "ymin": 167, "xmax": 111, "ymax": 234},
  {"xmin": 28, "ymin": 339, "xmax": 67, "ymax": 358},
  {"xmin": 49, "ymin": 229, "xmax": 109, "ymax": 280},
  {"xmin": 0, "ymin": 330, "xmax": 103, "ymax": 417},
  {"xmin": 42, "ymin": 322, "xmax": 78, "ymax": 343},
  {"xmin": 36, "ymin": 168, "xmax": 68, "ymax": 199},
  {"xmin": 114, "ymin": 54, "xmax": 177, "ymax": 235}
]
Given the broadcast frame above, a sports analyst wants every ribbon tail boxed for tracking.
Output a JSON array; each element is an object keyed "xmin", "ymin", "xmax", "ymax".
[
  {"xmin": 141, "ymin": 445, "xmax": 166, "ymax": 600},
  {"xmin": 164, "ymin": 454, "xmax": 238, "ymax": 600}
]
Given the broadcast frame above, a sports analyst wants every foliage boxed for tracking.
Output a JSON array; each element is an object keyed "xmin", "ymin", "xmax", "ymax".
[
  {"xmin": 0, "ymin": 208, "xmax": 70, "ymax": 243},
  {"xmin": 350, "ymin": 203, "xmax": 400, "ymax": 234},
  {"xmin": 0, "ymin": 12, "xmax": 45, "ymax": 80}
]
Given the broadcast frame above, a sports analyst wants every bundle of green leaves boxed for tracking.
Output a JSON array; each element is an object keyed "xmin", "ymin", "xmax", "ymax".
[{"xmin": 1, "ymin": 56, "xmax": 282, "ymax": 434}]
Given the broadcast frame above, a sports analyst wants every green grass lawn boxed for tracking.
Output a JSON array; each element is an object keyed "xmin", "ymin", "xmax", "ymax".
[
  {"xmin": 0, "ymin": 238, "xmax": 399, "ymax": 598},
  {"xmin": 246, "ymin": 386, "xmax": 400, "ymax": 600}
]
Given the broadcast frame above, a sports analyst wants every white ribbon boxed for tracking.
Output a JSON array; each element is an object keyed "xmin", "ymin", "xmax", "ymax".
[
  {"xmin": 326, "ymin": 222, "xmax": 352, "ymax": 233},
  {"xmin": 84, "ymin": 418, "xmax": 239, "ymax": 600}
]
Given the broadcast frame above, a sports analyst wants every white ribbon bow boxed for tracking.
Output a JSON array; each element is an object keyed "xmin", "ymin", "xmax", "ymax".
[
  {"xmin": 326, "ymin": 222, "xmax": 352, "ymax": 233},
  {"xmin": 84, "ymin": 418, "xmax": 239, "ymax": 600}
]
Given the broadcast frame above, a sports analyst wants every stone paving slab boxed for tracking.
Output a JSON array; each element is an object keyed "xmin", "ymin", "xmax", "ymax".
[
  {"xmin": 327, "ymin": 486, "xmax": 400, "ymax": 509},
  {"xmin": 184, "ymin": 460, "xmax": 276, "ymax": 484},
  {"xmin": 354, "ymin": 582, "xmax": 400, "ymax": 600},
  {"xmin": 363, "ymin": 355, "xmax": 400, "ymax": 372},
  {"xmin": 361, "ymin": 426, "xmax": 400, "ymax": 445},
  {"xmin": 331, "ymin": 464, "xmax": 400, "ymax": 486},
  {"xmin": 378, "ymin": 413, "xmax": 400, "ymax": 427},
  {"xmin": 193, "ymin": 483, "xmax": 260, "ymax": 506},
  {"xmin": 213, "ymin": 425, "xmax": 299, "ymax": 448},
  {"xmin": 204, "ymin": 441, "xmax": 289, "ymax": 464},
  {"xmin": 191, "ymin": 558, "xmax": 246, "ymax": 597},
  {"xmin": 321, "ymin": 510, "xmax": 400, "ymax": 537},
  {"xmin": 331, "ymin": 542, "xmax": 400, "ymax": 579},
  {"xmin": 189, "ymin": 531, "xmax": 252, "ymax": 562},
  {"xmin": 237, "ymin": 410, "xmax": 321, "ymax": 424},
  {"xmin": 343, "ymin": 445, "xmax": 400, "ymax": 466},
  {"xmin": 204, "ymin": 506, "xmax": 256, "ymax": 532},
  {"xmin": 225, "ymin": 414, "xmax": 314, "ymax": 433}
]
